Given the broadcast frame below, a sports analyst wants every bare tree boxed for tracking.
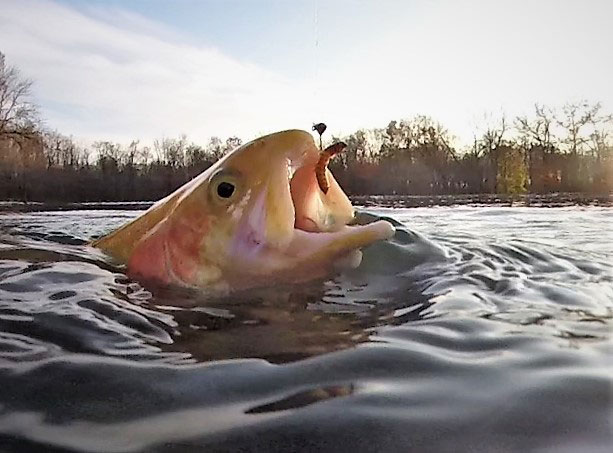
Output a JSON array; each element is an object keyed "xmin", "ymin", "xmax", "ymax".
[
  {"xmin": 587, "ymin": 108, "xmax": 613, "ymax": 161},
  {"xmin": 588, "ymin": 129, "xmax": 610, "ymax": 160},
  {"xmin": 555, "ymin": 101, "xmax": 611, "ymax": 155},
  {"xmin": 479, "ymin": 113, "xmax": 508, "ymax": 153},
  {"xmin": 224, "ymin": 136, "xmax": 242, "ymax": 153},
  {"xmin": 0, "ymin": 52, "xmax": 43, "ymax": 201},
  {"xmin": 468, "ymin": 113, "xmax": 511, "ymax": 192},
  {"xmin": 516, "ymin": 104, "xmax": 555, "ymax": 150},
  {"xmin": 0, "ymin": 52, "xmax": 38, "ymax": 139},
  {"xmin": 206, "ymin": 136, "xmax": 224, "ymax": 160}
]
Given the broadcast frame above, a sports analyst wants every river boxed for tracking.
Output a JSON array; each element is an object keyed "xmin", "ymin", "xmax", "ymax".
[{"xmin": 0, "ymin": 205, "xmax": 611, "ymax": 452}]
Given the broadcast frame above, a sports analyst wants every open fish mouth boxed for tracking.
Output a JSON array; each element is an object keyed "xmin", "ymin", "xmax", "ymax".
[{"xmin": 227, "ymin": 131, "xmax": 396, "ymax": 284}]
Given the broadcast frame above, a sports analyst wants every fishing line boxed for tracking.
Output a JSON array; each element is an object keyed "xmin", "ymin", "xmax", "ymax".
[{"xmin": 313, "ymin": 0, "xmax": 321, "ymax": 130}]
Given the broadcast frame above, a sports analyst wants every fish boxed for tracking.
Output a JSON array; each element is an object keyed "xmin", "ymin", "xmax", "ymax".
[{"xmin": 92, "ymin": 130, "xmax": 395, "ymax": 292}]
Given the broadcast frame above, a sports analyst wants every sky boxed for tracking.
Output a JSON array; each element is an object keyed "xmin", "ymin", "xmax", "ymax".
[{"xmin": 0, "ymin": 0, "xmax": 612, "ymax": 146}]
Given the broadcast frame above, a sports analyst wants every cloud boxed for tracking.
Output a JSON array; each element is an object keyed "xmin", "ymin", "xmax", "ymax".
[
  {"xmin": 0, "ymin": 0, "xmax": 317, "ymax": 143},
  {"xmin": 0, "ymin": 0, "xmax": 611, "ymax": 146}
]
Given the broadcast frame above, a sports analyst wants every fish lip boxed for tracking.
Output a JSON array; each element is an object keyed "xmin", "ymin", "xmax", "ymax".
[
  {"xmin": 281, "ymin": 220, "xmax": 395, "ymax": 276},
  {"xmin": 291, "ymin": 220, "xmax": 396, "ymax": 243}
]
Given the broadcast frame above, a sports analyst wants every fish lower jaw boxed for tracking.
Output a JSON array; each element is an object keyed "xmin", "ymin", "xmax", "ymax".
[
  {"xmin": 223, "ymin": 220, "xmax": 395, "ymax": 290},
  {"xmin": 286, "ymin": 220, "xmax": 395, "ymax": 262},
  {"xmin": 228, "ymin": 219, "xmax": 393, "ymax": 271}
]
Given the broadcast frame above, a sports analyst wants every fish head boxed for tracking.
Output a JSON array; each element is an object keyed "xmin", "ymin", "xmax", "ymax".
[{"xmin": 94, "ymin": 130, "xmax": 395, "ymax": 291}]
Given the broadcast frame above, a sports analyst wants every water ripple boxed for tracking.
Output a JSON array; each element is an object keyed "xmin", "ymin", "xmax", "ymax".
[{"xmin": 0, "ymin": 206, "xmax": 611, "ymax": 452}]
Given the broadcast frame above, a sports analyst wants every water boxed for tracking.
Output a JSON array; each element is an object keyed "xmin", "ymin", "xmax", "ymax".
[{"xmin": 0, "ymin": 205, "xmax": 611, "ymax": 452}]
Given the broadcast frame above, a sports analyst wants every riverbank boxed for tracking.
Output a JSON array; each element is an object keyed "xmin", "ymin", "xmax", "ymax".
[
  {"xmin": 0, "ymin": 193, "xmax": 611, "ymax": 212},
  {"xmin": 352, "ymin": 193, "xmax": 613, "ymax": 208}
]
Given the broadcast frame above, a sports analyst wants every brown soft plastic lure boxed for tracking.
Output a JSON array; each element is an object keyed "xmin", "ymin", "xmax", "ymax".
[{"xmin": 316, "ymin": 142, "xmax": 347, "ymax": 194}]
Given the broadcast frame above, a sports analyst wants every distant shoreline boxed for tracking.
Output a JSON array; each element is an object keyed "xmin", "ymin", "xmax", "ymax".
[
  {"xmin": 0, "ymin": 193, "xmax": 611, "ymax": 212},
  {"xmin": 352, "ymin": 193, "xmax": 613, "ymax": 208}
]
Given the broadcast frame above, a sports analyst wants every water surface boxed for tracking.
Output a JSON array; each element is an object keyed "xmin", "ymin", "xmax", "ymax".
[{"xmin": 0, "ymin": 205, "xmax": 611, "ymax": 452}]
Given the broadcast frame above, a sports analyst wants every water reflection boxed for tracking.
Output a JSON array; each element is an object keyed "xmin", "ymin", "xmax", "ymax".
[
  {"xmin": 246, "ymin": 384, "xmax": 355, "ymax": 414},
  {"xmin": 147, "ymin": 280, "xmax": 435, "ymax": 363}
]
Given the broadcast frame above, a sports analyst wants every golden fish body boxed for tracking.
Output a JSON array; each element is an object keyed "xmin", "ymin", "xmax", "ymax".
[{"xmin": 93, "ymin": 130, "xmax": 395, "ymax": 291}]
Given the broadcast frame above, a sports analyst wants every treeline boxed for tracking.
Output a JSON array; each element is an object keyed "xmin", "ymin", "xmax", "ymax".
[
  {"xmin": 1, "ymin": 52, "xmax": 612, "ymax": 202},
  {"xmin": 0, "ymin": 133, "xmax": 243, "ymax": 202},
  {"xmin": 329, "ymin": 106, "xmax": 612, "ymax": 195}
]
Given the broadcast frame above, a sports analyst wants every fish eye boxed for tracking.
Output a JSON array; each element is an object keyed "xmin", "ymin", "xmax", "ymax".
[
  {"xmin": 216, "ymin": 181, "xmax": 235, "ymax": 198},
  {"xmin": 209, "ymin": 171, "xmax": 240, "ymax": 204}
]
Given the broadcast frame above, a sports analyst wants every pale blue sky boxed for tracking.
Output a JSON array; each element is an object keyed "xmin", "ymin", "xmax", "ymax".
[{"xmin": 0, "ymin": 0, "xmax": 611, "ymax": 145}]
